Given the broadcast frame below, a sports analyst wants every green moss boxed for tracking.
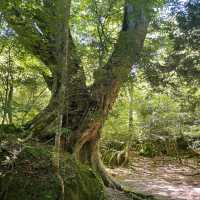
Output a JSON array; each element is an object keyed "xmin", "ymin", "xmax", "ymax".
[
  {"xmin": 0, "ymin": 146, "xmax": 106, "ymax": 200},
  {"xmin": 58, "ymin": 154, "xmax": 105, "ymax": 200},
  {"xmin": 0, "ymin": 174, "xmax": 61, "ymax": 200}
]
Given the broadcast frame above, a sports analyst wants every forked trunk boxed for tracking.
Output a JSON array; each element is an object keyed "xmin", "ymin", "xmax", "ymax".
[
  {"xmin": 26, "ymin": 77, "xmax": 122, "ymax": 188},
  {"xmin": 16, "ymin": 0, "xmax": 151, "ymax": 189}
]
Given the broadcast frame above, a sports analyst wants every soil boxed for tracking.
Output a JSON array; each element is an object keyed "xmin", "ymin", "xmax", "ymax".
[{"xmin": 107, "ymin": 155, "xmax": 200, "ymax": 200}]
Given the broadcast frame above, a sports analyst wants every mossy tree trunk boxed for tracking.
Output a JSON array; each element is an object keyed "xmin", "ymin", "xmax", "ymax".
[{"xmin": 1, "ymin": 0, "xmax": 151, "ymax": 188}]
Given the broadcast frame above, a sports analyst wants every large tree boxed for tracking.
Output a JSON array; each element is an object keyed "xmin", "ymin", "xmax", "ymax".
[{"xmin": 0, "ymin": 0, "xmax": 162, "ymax": 188}]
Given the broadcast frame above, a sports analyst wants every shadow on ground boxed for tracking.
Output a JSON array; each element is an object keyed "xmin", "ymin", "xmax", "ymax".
[{"xmin": 107, "ymin": 156, "xmax": 200, "ymax": 200}]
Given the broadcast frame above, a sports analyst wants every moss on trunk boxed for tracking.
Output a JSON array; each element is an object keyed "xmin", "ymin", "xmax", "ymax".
[{"xmin": 0, "ymin": 145, "xmax": 106, "ymax": 200}]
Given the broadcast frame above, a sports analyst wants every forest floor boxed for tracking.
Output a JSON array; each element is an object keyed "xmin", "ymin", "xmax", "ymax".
[{"xmin": 106, "ymin": 155, "xmax": 200, "ymax": 200}]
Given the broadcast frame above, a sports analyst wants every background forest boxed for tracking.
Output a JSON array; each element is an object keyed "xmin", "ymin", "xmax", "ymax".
[
  {"xmin": 1, "ymin": 0, "xmax": 199, "ymax": 154},
  {"xmin": 0, "ymin": 0, "xmax": 200, "ymax": 200}
]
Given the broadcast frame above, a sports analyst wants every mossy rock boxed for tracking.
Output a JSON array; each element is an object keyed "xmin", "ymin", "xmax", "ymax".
[{"xmin": 0, "ymin": 145, "xmax": 106, "ymax": 200}]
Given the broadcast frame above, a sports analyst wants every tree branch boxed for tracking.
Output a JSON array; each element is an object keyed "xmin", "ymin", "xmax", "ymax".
[{"xmin": 92, "ymin": 0, "xmax": 150, "ymax": 110}]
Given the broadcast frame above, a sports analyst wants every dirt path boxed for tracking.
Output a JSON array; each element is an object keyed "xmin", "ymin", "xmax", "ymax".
[{"xmin": 107, "ymin": 156, "xmax": 200, "ymax": 200}]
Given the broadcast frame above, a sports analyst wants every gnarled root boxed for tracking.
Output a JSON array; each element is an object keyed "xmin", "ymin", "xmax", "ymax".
[
  {"xmin": 74, "ymin": 132, "xmax": 124, "ymax": 191},
  {"xmin": 91, "ymin": 142, "xmax": 123, "ymax": 190},
  {"xmin": 74, "ymin": 134, "xmax": 158, "ymax": 200}
]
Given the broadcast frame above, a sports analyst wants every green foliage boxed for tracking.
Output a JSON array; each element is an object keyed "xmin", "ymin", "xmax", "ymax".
[
  {"xmin": 61, "ymin": 127, "xmax": 72, "ymax": 136},
  {"xmin": 0, "ymin": 0, "xmax": 166, "ymax": 127},
  {"xmin": 0, "ymin": 0, "xmax": 199, "ymax": 159},
  {"xmin": 71, "ymin": 0, "xmax": 124, "ymax": 85},
  {"xmin": 0, "ymin": 124, "xmax": 21, "ymax": 134},
  {"xmin": 99, "ymin": 0, "xmax": 200, "ymax": 157},
  {"xmin": 102, "ymin": 72, "xmax": 200, "ymax": 157},
  {"xmin": 139, "ymin": 143, "xmax": 156, "ymax": 157},
  {"xmin": 0, "ymin": 38, "xmax": 50, "ymax": 125},
  {"xmin": 141, "ymin": 0, "xmax": 200, "ymax": 88}
]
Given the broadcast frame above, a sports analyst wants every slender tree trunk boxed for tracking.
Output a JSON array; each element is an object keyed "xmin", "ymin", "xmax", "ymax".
[
  {"xmin": 128, "ymin": 81, "xmax": 134, "ymax": 134},
  {"xmin": 7, "ymin": 85, "xmax": 13, "ymax": 124},
  {"xmin": 1, "ymin": 46, "xmax": 13, "ymax": 125}
]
